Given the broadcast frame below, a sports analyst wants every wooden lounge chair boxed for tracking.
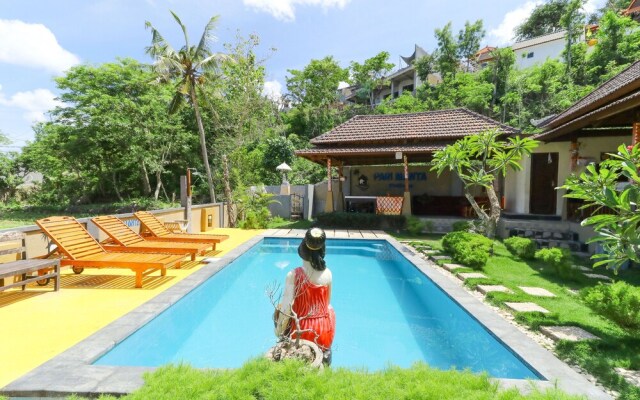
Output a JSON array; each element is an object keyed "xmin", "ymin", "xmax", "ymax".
[
  {"xmin": 36, "ymin": 216, "xmax": 185, "ymax": 288},
  {"xmin": 91, "ymin": 215, "xmax": 210, "ymax": 261},
  {"xmin": 134, "ymin": 211, "xmax": 228, "ymax": 251}
]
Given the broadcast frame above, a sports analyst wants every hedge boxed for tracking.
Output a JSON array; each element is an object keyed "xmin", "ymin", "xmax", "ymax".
[
  {"xmin": 315, "ymin": 212, "xmax": 406, "ymax": 230},
  {"xmin": 504, "ymin": 237, "xmax": 536, "ymax": 260},
  {"xmin": 442, "ymin": 231, "xmax": 493, "ymax": 270}
]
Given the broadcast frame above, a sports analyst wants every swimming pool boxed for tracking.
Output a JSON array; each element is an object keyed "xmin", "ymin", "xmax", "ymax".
[{"xmin": 95, "ymin": 238, "xmax": 540, "ymax": 379}]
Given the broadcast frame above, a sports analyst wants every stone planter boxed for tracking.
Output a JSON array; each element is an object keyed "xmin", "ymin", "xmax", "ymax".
[{"xmin": 265, "ymin": 339, "xmax": 324, "ymax": 369}]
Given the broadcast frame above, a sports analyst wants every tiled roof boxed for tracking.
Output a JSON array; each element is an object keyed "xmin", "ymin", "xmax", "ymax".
[
  {"xmin": 511, "ymin": 31, "xmax": 566, "ymax": 51},
  {"xmin": 541, "ymin": 60, "xmax": 640, "ymax": 129},
  {"xmin": 296, "ymin": 143, "xmax": 448, "ymax": 157},
  {"xmin": 310, "ymin": 108, "xmax": 519, "ymax": 145}
]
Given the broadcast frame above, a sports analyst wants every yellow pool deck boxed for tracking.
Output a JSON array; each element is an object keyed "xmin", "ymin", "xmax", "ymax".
[{"xmin": 0, "ymin": 228, "xmax": 264, "ymax": 388}]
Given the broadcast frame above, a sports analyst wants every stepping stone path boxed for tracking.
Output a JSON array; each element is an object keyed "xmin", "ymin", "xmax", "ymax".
[
  {"xmin": 477, "ymin": 285, "xmax": 512, "ymax": 295},
  {"xmin": 504, "ymin": 302, "xmax": 550, "ymax": 314},
  {"xmin": 615, "ymin": 368, "xmax": 640, "ymax": 388},
  {"xmin": 422, "ymin": 249, "xmax": 438, "ymax": 255},
  {"xmin": 442, "ymin": 263, "xmax": 464, "ymax": 272},
  {"xmin": 430, "ymin": 255, "xmax": 451, "ymax": 261},
  {"xmin": 572, "ymin": 265, "xmax": 591, "ymax": 272},
  {"xmin": 457, "ymin": 272, "xmax": 487, "ymax": 281},
  {"xmin": 540, "ymin": 326, "xmax": 599, "ymax": 342},
  {"xmin": 518, "ymin": 286, "xmax": 556, "ymax": 297},
  {"xmin": 583, "ymin": 273, "xmax": 613, "ymax": 281}
]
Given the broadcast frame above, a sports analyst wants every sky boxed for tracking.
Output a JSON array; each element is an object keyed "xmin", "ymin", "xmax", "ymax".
[{"xmin": 0, "ymin": 0, "xmax": 606, "ymax": 151}]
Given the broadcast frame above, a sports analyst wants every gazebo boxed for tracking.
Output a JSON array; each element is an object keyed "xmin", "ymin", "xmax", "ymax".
[{"xmin": 296, "ymin": 108, "xmax": 519, "ymax": 216}]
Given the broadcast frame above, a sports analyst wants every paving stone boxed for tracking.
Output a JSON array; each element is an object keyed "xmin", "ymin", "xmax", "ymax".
[
  {"xmin": 572, "ymin": 265, "xmax": 591, "ymax": 272},
  {"xmin": 477, "ymin": 285, "xmax": 512, "ymax": 295},
  {"xmin": 430, "ymin": 255, "xmax": 451, "ymax": 261},
  {"xmin": 583, "ymin": 273, "xmax": 613, "ymax": 281},
  {"xmin": 615, "ymin": 368, "xmax": 640, "ymax": 388},
  {"xmin": 540, "ymin": 326, "xmax": 599, "ymax": 342},
  {"xmin": 518, "ymin": 286, "xmax": 556, "ymax": 297},
  {"xmin": 422, "ymin": 249, "xmax": 438, "ymax": 255},
  {"xmin": 442, "ymin": 263, "xmax": 464, "ymax": 272},
  {"xmin": 457, "ymin": 272, "xmax": 487, "ymax": 281},
  {"xmin": 504, "ymin": 302, "xmax": 550, "ymax": 313}
]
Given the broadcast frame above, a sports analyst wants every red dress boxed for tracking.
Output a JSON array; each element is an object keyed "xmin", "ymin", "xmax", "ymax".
[{"xmin": 289, "ymin": 267, "xmax": 336, "ymax": 350}]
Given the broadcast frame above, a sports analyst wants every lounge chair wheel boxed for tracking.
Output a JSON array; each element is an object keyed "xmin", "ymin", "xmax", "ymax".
[
  {"xmin": 72, "ymin": 266, "xmax": 84, "ymax": 274},
  {"xmin": 36, "ymin": 278, "xmax": 51, "ymax": 286}
]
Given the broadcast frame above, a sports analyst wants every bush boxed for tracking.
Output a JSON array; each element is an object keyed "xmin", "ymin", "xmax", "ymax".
[
  {"xmin": 316, "ymin": 212, "xmax": 406, "ymax": 230},
  {"xmin": 504, "ymin": 237, "xmax": 537, "ymax": 260},
  {"xmin": 534, "ymin": 248, "xmax": 576, "ymax": 280},
  {"xmin": 442, "ymin": 231, "xmax": 493, "ymax": 270},
  {"xmin": 452, "ymin": 220, "xmax": 472, "ymax": 232},
  {"xmin": 581, "ymin": 282, "xmax": 640, "ymax": 329}
]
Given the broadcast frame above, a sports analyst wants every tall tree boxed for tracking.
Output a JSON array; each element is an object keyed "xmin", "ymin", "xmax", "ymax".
[
  {"xmin": 457, "ymin": 20, "xmax": 485, "ymax": 70},
  {"xmin": 560, "ymin": 0, "xmax": 586, "ymax": 76},
  {"xmin": 434, "ymin": 22, "xmax": 459, "ymax": 79},
  {"xmin": 515, "ymin": 0, "xmax": 571, "ymax": 41},
  {"xmin": 145, "ymin": 11, "xmax": 228, "ymax": 203},
  {"xmin": 286, "ymin": 56, "xmax": 348, "ymax": 107},
  {"xmin": 350, "ymin": 51, "xmax": 395, "ymax": 107}
]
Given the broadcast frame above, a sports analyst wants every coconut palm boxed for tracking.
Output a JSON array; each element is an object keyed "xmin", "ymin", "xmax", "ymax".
[{"xmin": 145, "ymin": 11, "xmax": 226, "ymax": 203}]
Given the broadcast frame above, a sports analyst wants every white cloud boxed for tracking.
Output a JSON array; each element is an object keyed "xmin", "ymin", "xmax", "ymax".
[
  {"xmin": 0, "ymin": 19, "xmax": 80, "ymax": 74},
  {"xmin": 263, "ymin": 80, "xmax": 283, "ymax": 101},
  {"xmin": 489, "ymin": 1, "xmax": 542, "ymax": 46},
  {"xmin": 0, "ymin": 86, "xmax": 61, "ymax": 122},
  {"xmin": 243, "ymin": 0, "xmax": 351, "ymax": 22},
  {"xmin": 337, "ymin": 81, "xmax": 349, "ymax": 89},
  {"xmin": 584, "ymin": 0, "xmax": 606, "ymax": 15}
]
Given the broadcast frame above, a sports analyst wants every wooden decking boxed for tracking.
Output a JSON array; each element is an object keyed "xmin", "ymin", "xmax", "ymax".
[{"xmin": 263, "ymin": 229, "xmax": 390, "ymax": 239}]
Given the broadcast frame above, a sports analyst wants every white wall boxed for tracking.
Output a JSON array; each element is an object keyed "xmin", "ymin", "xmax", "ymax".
[
  {"xmin": 504, "ymin": 135, "xmax": 631, "ymax": 216},
  {"xmin": 514, "ymin": 39, "xmax": 565, "ymax": 69}
]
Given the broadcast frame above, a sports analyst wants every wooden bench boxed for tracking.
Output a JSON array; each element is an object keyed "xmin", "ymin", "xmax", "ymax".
[{"xmin": 0, "ymin": 232, "xmax": 60, "ymax": 292}]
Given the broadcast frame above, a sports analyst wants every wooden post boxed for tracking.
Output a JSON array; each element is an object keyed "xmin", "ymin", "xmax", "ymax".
[
  {"xmin": 336, "ymin": 165, "xmax": 344, "ymax": 212},
  {"xmin": 324, "ymin": 158, "xmax": 334, "ymax": 213},
  {"xmin": 401, "ymin": 154, "xmax": 412, "ymax": 216},
  {"xmin": 633, "ymin": 122, "xmax": 640, "ymax": 145},
  {"xmin": 185, "ymin": 169, "xmax": 193, "ymax": 233}
]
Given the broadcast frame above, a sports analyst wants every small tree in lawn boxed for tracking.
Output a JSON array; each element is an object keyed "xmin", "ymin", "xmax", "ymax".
[
  {"xmin": 561, "ymin": 144, "xmax": 640, "ymax": 272},
  {"xmin": 431, "ymin": 129, "xmax": 538, "ymax": 238}
]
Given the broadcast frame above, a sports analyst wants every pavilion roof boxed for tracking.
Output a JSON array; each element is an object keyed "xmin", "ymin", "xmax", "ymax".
[{"xmin": 310, "ymin": 108, "xmax": 518, "ymax": 146}]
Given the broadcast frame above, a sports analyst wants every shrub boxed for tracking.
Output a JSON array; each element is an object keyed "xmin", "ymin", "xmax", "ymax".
[
  {"xmin": 442, "ymin": 231, "xmax": 493, "ymax": 270},
  {"xmin": 452, "ymin": 220, "xmax": 472, "ymax": 232},
  {"xmin": 316, "ymin": 212, "xmax": 406, "ymax": 230},
  {"xmin": 534, "ymin": 248, "xmax": 576, "ymax": 280},
  {"xmin": 504, "ymin": 237, "xmax": 537, "ymax": 260},
  {"xmin": 406, "ymin": 216, "xmax": 426, "ymax": 235},
  {"xmin": 581, "ymin": 282, "xmax": 640, "ymax": 329}
]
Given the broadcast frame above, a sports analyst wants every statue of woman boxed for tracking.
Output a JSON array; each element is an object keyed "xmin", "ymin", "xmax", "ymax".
[{"xmin": 274, "ymin": 227, "xmax": 336, "ymax": 360}]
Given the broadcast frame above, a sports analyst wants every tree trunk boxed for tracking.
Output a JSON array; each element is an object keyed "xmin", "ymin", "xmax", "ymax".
[
  {"xmin": 190, "ymin": 87, "xmax": 216, "ymax": 203},
  {"xmin": 140, "ymin": 160, "xmax": 152, "ymax": 196},
  {"xmin": 154, "ymin": 170, "xmax": 162, "ymax": 200},
  {"xmin": 111, "ymin": 171, "xmax": 124, "ymax": 202},
  {"xmin": 222, "ymin": 154, "xmax": 236, "ymax": 227},
  {"xmin": 484, "ymin": 184, "xmax": 502, "ymax": 239}
]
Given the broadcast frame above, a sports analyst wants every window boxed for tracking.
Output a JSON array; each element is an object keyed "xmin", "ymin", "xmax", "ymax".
[
  {"xmin": 393, "ymin": 92, "xmax": 399, "ymax": 98},
  {"xmin": 527, "ymin": 52, "xmax": 534, "ymax": 59},
  {"xmin": 402, "ymin": 84, "xmax": 414, "ymax": 93}
]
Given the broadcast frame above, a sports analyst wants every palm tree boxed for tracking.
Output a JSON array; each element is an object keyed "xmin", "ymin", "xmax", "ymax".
[{"xmin": 145, "ymin": 11, "xmax": 226, "ymax": 203}]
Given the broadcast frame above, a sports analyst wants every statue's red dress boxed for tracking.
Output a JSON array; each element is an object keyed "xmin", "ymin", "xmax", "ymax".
[{"xmin": 290, "ymin": 267, "xmax": 336, "ymax": 350}]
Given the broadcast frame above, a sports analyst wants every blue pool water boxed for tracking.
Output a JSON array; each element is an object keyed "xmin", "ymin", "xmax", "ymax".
[{"xmin": 95, "ymin": 238, "xmax": 540, "ymax": 379}]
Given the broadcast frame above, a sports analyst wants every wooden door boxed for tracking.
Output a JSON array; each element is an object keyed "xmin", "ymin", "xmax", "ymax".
[{"xmin": 529, "ymin": 153, "xmax": 558, "ymax": 215}]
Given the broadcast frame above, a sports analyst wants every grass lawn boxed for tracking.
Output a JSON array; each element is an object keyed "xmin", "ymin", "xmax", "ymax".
[
  {"xmin": 68, "ymin": 358, "xmax": 581, "ymax": 400},
  {"xmin": 267, "ymin": 217, "xmax": 314, "ymax": 230},
  {"xmin": 405, "ymin": 233, "xmax": 640, "ymax": 399}
]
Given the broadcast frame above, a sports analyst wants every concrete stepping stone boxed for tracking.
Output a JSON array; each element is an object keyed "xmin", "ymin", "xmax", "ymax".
[
  {"xmin": 477, "ymin": 285, "xmax": 512, "ymax": 295},
  {"xmin": 442, "ymin": 263, "xmax": 464, "ymax": 272},
  {"xmin": 583, "ymin": 273, "xmax": 613, "ymax": 281},
  {"xmin": 457, "ymin": 272, "xmax": 487, "ymax": 281},
  {"xmin": 572, "ymin": 265, "xmax": 591, "ymax": 272},
  {"xmin": 422, "ymin": 249, "xmax": 438, "ymax": 255},
  {"xmin": 615, "ymin": 368, "xmax": 640, "ymax": 388},
  {"xmin": 504, "ymin": 302, "xmax": 550, "ymax": 314},
  {"xmin": 430, "ymin": 255, "xmax": 451, "ymax": 261},
  {"xmin": 518, "ymin": 286, "xmax": 556, "ymax": 297},
  {"xmin": 540, "ymin": 326, "xmax": 599, "ymax": 342}
]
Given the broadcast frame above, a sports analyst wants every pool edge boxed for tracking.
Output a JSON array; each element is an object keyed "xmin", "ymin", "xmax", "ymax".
[{"xmin": 0, "ymin": 233, "xmax": 611, "ymax": 399}]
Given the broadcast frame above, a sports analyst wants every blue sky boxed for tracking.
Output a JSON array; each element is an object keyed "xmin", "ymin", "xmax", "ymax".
[{"xmin": 0, "ymin": 0, "xmax": 605, "ymax": 150}]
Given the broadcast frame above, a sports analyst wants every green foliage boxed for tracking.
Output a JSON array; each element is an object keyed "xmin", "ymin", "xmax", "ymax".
[
  {"xmin": 236, "ymin": 187, "xmax": 278, "ymax": 229},
  {"xmin": 117, "ymin": 358, "xmax": 580, "ymax": 400},
  {"xmin": 515, "ymin": 0, "xmax": 571, "ymax": 41},
  {"xmin": 434, "ymin": 22, "xmax": 459, "ymax": 79},
  {"xmin": 442, "ymin": 231, "xmax": 493, "ymax": 270},
  {"xmin": 376, "ymin": 92, "xmax": 426, "ymax": 114},
  {"xmin": 405, "ymin": 216, "xmax": 433, "ymax": 235},
  {"xmin": 262, "ymin": 136, "xmax": 295, "ymax": 172},
  {"xmin": 0, "ymin": 132, "xmax": 21, "ymax": 203},
  {"xmin": 316, "ymin": 212, "xmax": 405, "ymax": 230},
  {"xmin": 350, "ymin": 51, "xmax": 395, "ymax": 107},
  {"xmin": 581, "ymin": 282, "xmax": 640, "ymax": 329},
  {"xmin": 504, "ymin": 237, "xmax": 537, "ymax": 260},
  {"xmin": 562, "ymin": 144, "xmax": 640, "ymax": 271},
  {"xmin": 452, "ymin": 220, "xmax": 472, "ymax": 232},
  {"xmin": 457, "ymin": 20, "xmax": 485, "ymax": 69},
  {"xmin": 286, "ymin": 56, "xmax": 348, "ymax": 108},
  {"xmin": 534, "ymin": 248, "xmax": 576, "ymax": 280}
]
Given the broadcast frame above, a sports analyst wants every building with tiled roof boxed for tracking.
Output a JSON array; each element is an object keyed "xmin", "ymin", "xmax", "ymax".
[
  {"xmin": 503, "ymin": 59, "xmax": 640, "ymax": 234},
  {"xmin": 296, "ymin": 108, "xmax": 517, "ymax": 216},
  {"xmin": 623, "ymin": 0, "xmax": 640, "ymax": 22}
]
